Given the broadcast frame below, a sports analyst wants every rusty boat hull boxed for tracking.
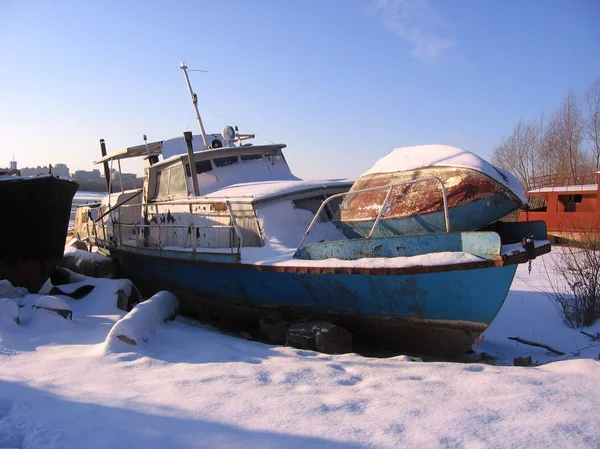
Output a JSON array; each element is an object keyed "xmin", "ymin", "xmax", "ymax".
[
  {"xmin": 335, "ymin": 166, "xmax": 527, "ymax": 238},
  {"xmin": 0, "ymin": 175, "xmax": 79, "ymax": 292}
]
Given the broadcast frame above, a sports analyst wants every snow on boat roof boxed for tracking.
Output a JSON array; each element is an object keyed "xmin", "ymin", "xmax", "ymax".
[
  {"xmin": 361, "ymin": 145, "xmax": 527, "ymax": 204},
  {"xmin": 528, "ymin": 184, "xmax": 598, "ymax": 193},
  {"xmin": 199, "ymin": 178, "xmax": 353, "ymax": 203}
]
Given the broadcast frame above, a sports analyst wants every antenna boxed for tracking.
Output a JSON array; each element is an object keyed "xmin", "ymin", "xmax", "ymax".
[{"xmin": 180, "ymin": 62, "xmax": 209, "ymax": 149}]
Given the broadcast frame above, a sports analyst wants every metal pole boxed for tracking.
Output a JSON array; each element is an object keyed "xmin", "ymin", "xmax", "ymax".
[
  {"xmin": 99, "ymin": 139, "xmax": 111, "ymax": 192},
  {"xmin": 117, "ymin": 159, "xmax": 124, "ymax": 193},
  {"xmin": 180, "ymin": 62, "xmax": 209, "ymax": 149},
  {"xmin": 367, "ymin": 186, "xmax": 395, "ymax": 239},
  {"xmin": 184, "ymin": 131, "xmax": 200, "ymax": 196},
  {"xmin": 143, "ymin": 134, "xmax": 151, "ymax": 158}
]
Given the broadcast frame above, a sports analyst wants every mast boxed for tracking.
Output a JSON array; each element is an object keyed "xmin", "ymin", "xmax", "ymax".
[
  {"xmin": 180, "ymin": 62, "xmax": 209, "ymax": 149},
  {"xmin": 99, "ymin": 139, "xmax": 111, "ymax": 192}
]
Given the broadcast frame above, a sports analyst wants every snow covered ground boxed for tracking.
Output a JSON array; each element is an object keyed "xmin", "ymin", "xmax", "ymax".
[{"xmin": 1, "ymin": 252, "xmax": 599, "ymax": 449}]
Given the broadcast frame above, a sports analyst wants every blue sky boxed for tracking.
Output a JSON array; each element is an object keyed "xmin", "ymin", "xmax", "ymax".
[{"xmin": 1, "ymin": 0, "xmax": 599, "ymax": 179}]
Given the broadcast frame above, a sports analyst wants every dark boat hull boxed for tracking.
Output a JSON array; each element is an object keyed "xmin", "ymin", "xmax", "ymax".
[{"xmin": 0, "ymin": 176, "xmax": 79, "ymax": 292}]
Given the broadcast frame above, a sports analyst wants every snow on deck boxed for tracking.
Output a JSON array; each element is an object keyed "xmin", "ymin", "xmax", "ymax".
[
  {"xmin": 240, "ymin": 200, "xmax": 502, "ymax": 266},
  {"xmin": 361, "ymin": 145, "xmax": 528, "ymax": 204}
]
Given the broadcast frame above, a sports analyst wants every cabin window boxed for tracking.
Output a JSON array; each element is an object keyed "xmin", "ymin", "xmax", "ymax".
[
  {"xmin": 214, "ymin": 156, "xmax": 239, "ymax": 167},
  {"xmin": 185, "ymin": 160, "xmax": 214, "ymax": 176},
  {"xmin": 294, "ymin": 196, "xmax": 326, "ymax": 219},
  {"xmin": 154, "ymin": 165, "xmax": 187, "ymax": 198},
  {"xmin": 294, "ymin": 195, "xmax": 343, "ymax": 221},
  {"xmin": 527, "ymin": 195, "xmax": 547, "ymax": 212},
  {"xmin": 157, "ymin": 170, "xmax": 169, "ymax": 196},
  {"xmin": 265, "ymin": 150, "xmax": 284, "ymax": 164},
  {"xmin": 195, "ymin": 160, "xmax": 213, "ymax": 174},
  {"xmin": 558, "ymin": 194, "xmax": 582, "ymax": 212},
  {"xmin": 155, "ymin": 171, "xmax": 162, "ymax": 197},
  {"xmin": 241, "ymin": 153, "xmax": 263, "ymax": 162},
  {"xmin": 557, "ymin": 194, "xmax": 596, "ymax": 213},
  {"xmin": 168, "ymin": 165, "xmax": 187, "ymax": 195}
]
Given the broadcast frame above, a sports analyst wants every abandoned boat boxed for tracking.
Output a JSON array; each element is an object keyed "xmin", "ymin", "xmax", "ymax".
[
  {"xmin": 0, "ymin": 174, "xmax": 79, "ymax": 292},
  {"xmin": 333, "ymin": 145, "xmax": 528, "ymax": 238},
  {"xmin": 73, "ymin": 63, "xmax": 551, "ymax": 357},
  {"xmin": 520, "ymin": 172, "xmax": 600, "ymax": 243}
]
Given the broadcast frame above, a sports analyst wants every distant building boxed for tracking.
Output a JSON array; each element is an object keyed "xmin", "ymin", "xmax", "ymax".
[
  {"xmin": 17, "ymin": 162, "xmax": 70, "ymax": 179},
  {"xmin": 73, "ymin": 169, "xmax": 102, "ymax": 182},
  {"xmin": 20, "ymin": 165, "xmax": 50, "ymax": 176},
  {"xmin": 53, "ymin": 163, "xmax": 69, "ymax": 179},
  {"xmin": 110, "ymin": 168, "xmax": 137, "ymax": 180}
]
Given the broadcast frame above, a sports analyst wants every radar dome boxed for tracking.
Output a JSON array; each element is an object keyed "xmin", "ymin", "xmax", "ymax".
[{"xmin": 221, "ymin": 126, "xmax": 236, "ymax": 142}]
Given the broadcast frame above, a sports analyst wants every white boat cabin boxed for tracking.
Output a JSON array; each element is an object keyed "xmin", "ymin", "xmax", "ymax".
[
  {"xmin": 147, "ymin": 139, "xmax": 296, "ymax": 201},
  {"xmin": 76, "ymin": 131, "xmax": 352, "ymax": 260}
]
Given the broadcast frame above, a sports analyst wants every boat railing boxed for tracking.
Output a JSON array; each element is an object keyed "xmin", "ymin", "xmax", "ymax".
[
  {"xmin": 296, "ymin": 176, "xmax": 450, "ymax": 252},
  {"xmin": 529, "ymin": 173, "xmax": 599, "ymax": 191},
  {"xmin": 98, "ymin": 199, "xmax": 243, "ymax": 255}
]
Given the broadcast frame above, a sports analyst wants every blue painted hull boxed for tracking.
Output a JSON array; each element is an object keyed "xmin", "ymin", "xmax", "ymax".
[{"xmin": 114, "ymin": 247, "xmax": 518, "ymax": 356}]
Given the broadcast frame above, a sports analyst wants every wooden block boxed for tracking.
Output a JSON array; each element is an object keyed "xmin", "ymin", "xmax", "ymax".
[{"xmin": 513, "ymin": 356, "xmax": 532, "ymax": 367}]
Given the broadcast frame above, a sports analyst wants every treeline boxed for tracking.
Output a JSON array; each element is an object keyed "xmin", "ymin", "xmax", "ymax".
[{"xmin": 491, "ymin": 78, "xmax": 600, "ymax": 190}]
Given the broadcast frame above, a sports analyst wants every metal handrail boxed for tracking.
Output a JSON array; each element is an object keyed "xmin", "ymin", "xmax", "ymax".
[
  {"xmin": 94, "ymin": 189, "xmax": 143, "ymax": 223},
  {"xmin": 117, "ymin": 223, "xmax": 235, "ymax": 230},
  {"xmin": 98, "ymin": 198, "xmax": 243, "ymax": 254},
  {"xmin": 226, "ymin": 200, "xmax": 244, "ymax": 253},
  {"xmin": 529, "ymin": 173, "xmax": 599, "ymax": 190},
  {"xmin": 118, "ymin": 223, "xmax": 234, "ymax": 229},
  {"xmin": 296, "ymin": 176, "xmax": 450, "ymax": 253}
]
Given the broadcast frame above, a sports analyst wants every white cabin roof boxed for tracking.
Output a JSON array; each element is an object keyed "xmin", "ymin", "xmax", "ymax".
[{"xmin": 198, "ymin": 178, "xmax": 353, "ymax": 203}]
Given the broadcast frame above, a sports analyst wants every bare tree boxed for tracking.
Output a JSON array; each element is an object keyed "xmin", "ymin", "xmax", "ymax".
[
  {"xmin": 491, "ymin": 117, "xmax": 544, "ymax": 189},
  {"xmin": 552, "ymin": 91, "xmax": 585, "ymax": 177},
  {"xmin": 584, "ymin": 78, "xmax": 600, "ymax": 171},
  {"xmin": 543, "ymin": 229, "xmax": 600, "ymax": 328},
  {"xmin": 494, "ymin": 85, "xmax": 597, "ymax": 188}
]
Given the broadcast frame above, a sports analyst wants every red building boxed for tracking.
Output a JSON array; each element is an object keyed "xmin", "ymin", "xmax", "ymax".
[{"xmin": 521, "ymin": 172, "xmax": 600, "ymax": 242}]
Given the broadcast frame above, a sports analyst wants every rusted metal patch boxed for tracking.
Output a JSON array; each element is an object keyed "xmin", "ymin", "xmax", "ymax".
[
  {"xmin": 211, "ymin": 202, "xmax": 228, "ymax": 212},
  {"xmin": 340, "ymin": 167, "xmax": 510, "ymax": 221}
]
